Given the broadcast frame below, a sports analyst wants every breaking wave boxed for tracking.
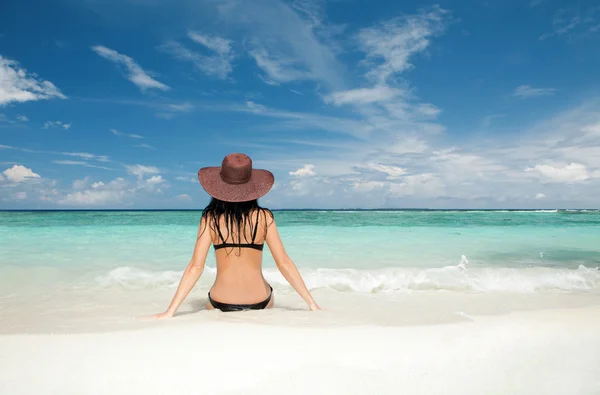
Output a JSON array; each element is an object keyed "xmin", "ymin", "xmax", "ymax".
[{"xmin": 95, "ymin": 263, "xmax": 600, "ymax": 293}]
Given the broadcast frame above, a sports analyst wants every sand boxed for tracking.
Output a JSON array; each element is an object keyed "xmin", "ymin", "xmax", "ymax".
[{"xmin": 1, "ymin": 290, "xmax": 600, "ymax": 395}]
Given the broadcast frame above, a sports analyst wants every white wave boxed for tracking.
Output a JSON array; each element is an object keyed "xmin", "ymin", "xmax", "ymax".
[{"xmin": 95, "ymin": 265, "xmax": 600, "ymax": 294}]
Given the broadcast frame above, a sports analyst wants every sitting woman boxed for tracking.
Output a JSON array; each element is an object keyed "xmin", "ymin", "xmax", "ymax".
[{"xmin": 153, "ymin": 153, "xmax": 320, "ymax": 317}]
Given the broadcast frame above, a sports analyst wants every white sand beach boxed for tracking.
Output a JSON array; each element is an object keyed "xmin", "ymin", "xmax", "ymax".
[{"xmin": 1, "ymin": 290, "xmax": 600, "ymax": 395}]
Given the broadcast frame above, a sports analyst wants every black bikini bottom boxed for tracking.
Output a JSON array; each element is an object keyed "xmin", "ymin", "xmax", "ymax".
[{"xmin": 208, "ymin": 285, "xmax": 273, "ymax": 312}]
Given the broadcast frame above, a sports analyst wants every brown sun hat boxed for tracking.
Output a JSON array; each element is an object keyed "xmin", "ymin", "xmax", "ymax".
[{"xmin": 198, "ymin": 153, "xmax": 274, "ymax": 202}]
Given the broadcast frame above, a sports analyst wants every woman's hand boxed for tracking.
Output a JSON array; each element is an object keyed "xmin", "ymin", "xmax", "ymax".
[{"xmin": 151, "ymin": 311, "xmax": 174, "ymax": 319}]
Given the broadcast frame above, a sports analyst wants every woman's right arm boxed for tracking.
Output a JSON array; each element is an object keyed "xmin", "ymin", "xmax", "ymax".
[{"xmin": 265, "ymin": 218, "xmax": 320, "ymax": 311}]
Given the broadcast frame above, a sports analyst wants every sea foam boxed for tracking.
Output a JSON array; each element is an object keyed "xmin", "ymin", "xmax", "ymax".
[{"xmin": 95, "ymin": 264, "xmax": 600, "ymax": 293}]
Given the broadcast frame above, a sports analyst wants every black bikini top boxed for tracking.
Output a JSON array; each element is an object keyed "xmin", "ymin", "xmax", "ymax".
[{"xmin": 213, "ymin": 213, "xmax": 264, "ymax": 251}]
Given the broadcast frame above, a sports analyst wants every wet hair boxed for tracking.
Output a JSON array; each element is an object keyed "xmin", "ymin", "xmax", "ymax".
[{"xmin": 199, "ymin": 197, "xmax": 273, "ymax": 255}]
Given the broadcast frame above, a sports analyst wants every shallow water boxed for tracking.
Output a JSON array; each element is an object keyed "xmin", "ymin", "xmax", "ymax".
[
  {"xmin": 1, "ymin": 210, "xmax": 599, "ymax": 291},
  {"xmin": 1, "ymin": 209, "xmax": 600, "ymax": 333}
]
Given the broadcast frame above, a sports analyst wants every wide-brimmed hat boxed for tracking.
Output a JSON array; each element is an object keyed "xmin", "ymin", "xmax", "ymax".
[{"xmin": 198, "ymin": 153, "xmax": 274, "ymax": 202}]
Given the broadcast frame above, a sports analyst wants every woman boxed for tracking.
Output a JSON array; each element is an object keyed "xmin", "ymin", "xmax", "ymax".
[{"xmin": 153, "ymin": 153, "xmax": 320, "ymax": 317}]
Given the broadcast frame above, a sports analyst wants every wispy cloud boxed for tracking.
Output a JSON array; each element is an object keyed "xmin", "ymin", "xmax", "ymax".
[
  {"xmin": 248, "ymin": 46, "xmax": 312, "ymax": 85},
  {"xmin": 135, "ymin": 143, "xmax": 155, "ymax": 150},
  {"xmin": 110, "ymin": 128, "xmax": 143, "ymax": 139},
  {"xmin": 325, "ymin": 85, "xmax": 404, "ymax": 106},
  {"xmin": 44, "ymin": 121, "xmax": 71, "ymax": 130},
  {"xmin": 126, "ymin": 164, "xmax": 160, "ymax": 179},
  {"xmin": 529, "ymin": 0, "xmax": 544, "ymax": 7},
  {"xmin": 177, "ymin": 194, "xmax": 192, "ymax": 201},
  {"xmin": 321, "ymin": 4, "xmax": 449, "ymax": 135},
  {"xmin": 166, "ymin": 102, "xmax": 194, "ymax": 112},
  {"xmin": 61, "ymin": 152, "xmax": 110, "ymax": 162},
  {"xmin": 357, "ymin": 6, "xmax": 448, "ymax": 85},
  {"xmin": 91, "ymin": 45, "xmax": 170, "ymax": 91},
  {"xmin": 52, "ymin": 160, "xmax": 114, "ymax": 170},
  {"xmin": 0, "ymin": 55, "xmax": 66, "ymax": 106},
  {"xmin": 0, "ymin": 144, "xmax": 111, "ymax": 163},
  {"xmin": 215, "ymin": 0, "xmax": 345, "ymax": 88},
  {"xmin": 0, "ymin": 113, "xmax": 29, "ymax": 126},
  {"xmin": 513, "ymin": 85, "xmax": 557, "ymax": 98},
  {"xmin": 155, "ymin": 101, "xmax": 194, "ymax": 119},
  {"xmin": 539, "ymin": 7, "xmax": 600, "ymax": 40},
  {"xmin": 175, "ymin": 176, "xmax": 197, "ymax": 183},
  {"xmin": 159, "ymin": 32, "xmax": 235, "ymax": 80}
]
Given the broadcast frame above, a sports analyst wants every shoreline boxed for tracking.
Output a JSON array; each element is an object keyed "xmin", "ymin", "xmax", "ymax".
[{"xmin": 2, "ymin": 289, "xmax": 599, "ymax": 335}]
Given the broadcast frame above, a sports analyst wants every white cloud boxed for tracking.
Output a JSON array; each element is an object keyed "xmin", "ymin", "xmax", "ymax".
[
  {"xmin": 581, "ymin": 123, "xmax": 600, "ymax": 138},
  {"xmin": 13, "ymin": 191, "xmax": 27, "ymax": 200},
  {"xmin": 145, "ymin": 175, "xmax": 165, "ymax": 185},
  {"xmin": 126, "ymin": 164, "xmax": 161, "ymax": 179},
  {"xmin": 2, "ymin": 165, "xmax": 40, "ymax": 183},
  {"xmin": 159, "ymin": 32, "xmax": 235, "ymax": 80},
  {"xmin": 248, "ymin": 46, "xmax": 312, "ymax": 84},
  {"xmin": 177, "ymin": 194, "xmax": 192, "ymax": 201},
  {"xmin": 514, "ymin": 85, "xmax": 557, "ymax": 98},
  {"xmin": 538, "ymin": 7, "xmax": 599, "ymax": 40},
  {"xmin": 525, "ymin": 163, "xmax": 591, "ymax": 183},
  {"xmin": 166, "ymin": 102, "xmax": 194, "ymax": 112},
  {"xmin": 155, "ymin": 102, "xmax": 195, "ymax": 119},
  {"xmin": 52, "ymin": 160, "xmax": 113, "ymax": 170},
  {"xmin": 317, "ymin": 5, "xmax": 448, "ymax": 146},
  {"xmin": 357, "ymin": 6, "xmax": 447, "ymax": 84},
  {"xmin": 91, "ymin": 46, "xmax": 170, "ymax": 91},
  {"xmin": 135, "ymin": 144, "xmax": 155, "ymax": 150},
  {"xmin": 388, "ymin": 173, "xmax": 446, "ymax": 198},
  {"xmin": 390, "ymin": 137, "xmax": 428, "ymax": 154},
  {"xmin": 289, "ymin": 164, "xmax": 316, "ymax": 177},
  {"xmin": 0, "ymin": 173, "xmax": 3, "ymax": 181},
  {"xmin": 361, "ymin": 163, "xmax": 407, "ymax": 179},
  {"xmin": 16, "ymin": 115, "xmax": 28, "ymax": 122},
  {"xmin": 215, "ymin": 0, "xmax": 344, "ymax": 88},
  {"xmin": 62, "ymin": 152, "xmax": 110, "ymax": 163},
  {"xmin": 325, "ymin": 86, "xmax": 403, "ymax": 106},
  {"xmin": 72, "ymin": 177, "xmax": 90, "ymax": 190},
  {"xmin": 175, "ymin": 176, "xmax": 197, "ymax": 183},
  {"xmin": 54, "ymin": 160, "xmax": 87, "ymax": 165},
  {"xmin": 110, "ymin": 128, "xmax": 143, "ymax": 139},
  {"xmin": 58, "ymin": 178, "xmax": 129, "ymax": 206},
  {"xmin": 352, "ymin": 180, "xmax": 386, "ymax": 192},
  {"xmin": 59, "ymin": 189, "xmax": 126, "ymax": 205},
  {"xmin": 535, "ymin": 193, "xmax": 546, "ymax": 199},
  {"xmin": 0, "ymin": 56, "xmax": 66, "ymax": 106},
  {"xmin": 44, "ymin": 121, "xmax": 71, "ymax": 130}
]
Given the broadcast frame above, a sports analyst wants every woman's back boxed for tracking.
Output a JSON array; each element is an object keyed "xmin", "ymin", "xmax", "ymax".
[{"xmin": 209, "ymin": 208, "xmax": 272, "ymax": 304}]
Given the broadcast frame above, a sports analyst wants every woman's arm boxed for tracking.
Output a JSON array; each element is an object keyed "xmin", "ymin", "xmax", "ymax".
[
  {"xmin": 266, "ymin": 219, "xmax": 320, "ymax": 311},
  {"xmin": 152, "ymin": 217, "xmax": 212, "ymax": 318}
]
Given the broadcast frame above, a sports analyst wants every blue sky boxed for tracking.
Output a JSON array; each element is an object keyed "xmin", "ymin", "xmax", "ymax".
[{"xmin": 1, "ymin": 0, "xmax": 600, "ymax": 209}]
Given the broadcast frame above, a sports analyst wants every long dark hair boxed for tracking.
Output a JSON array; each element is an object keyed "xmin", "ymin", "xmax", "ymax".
[{"xmin": 200, "ymin": 197, "xmax": 273, "ymax": 255}]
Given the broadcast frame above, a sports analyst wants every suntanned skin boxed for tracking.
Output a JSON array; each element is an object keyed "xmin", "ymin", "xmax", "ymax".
[{"xmin": 153, "ymin": 210, "xmax": 320, "ymax": 318}]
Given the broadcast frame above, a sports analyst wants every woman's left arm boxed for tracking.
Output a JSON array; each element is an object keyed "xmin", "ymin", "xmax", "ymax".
[{"xmin": 152, "ymin": 217, "xmax": 212, "ymax": 318}]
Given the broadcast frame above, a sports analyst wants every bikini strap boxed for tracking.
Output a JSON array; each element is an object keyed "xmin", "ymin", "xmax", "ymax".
[{"xmin": 251, "ymin": 211, "xmax": 260, "ymax": 243}]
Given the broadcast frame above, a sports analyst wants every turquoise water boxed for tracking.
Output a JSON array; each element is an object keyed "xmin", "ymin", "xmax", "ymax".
[{"xmin": 1, "ymin": 210, "xmax": 599, "ymax": 293}]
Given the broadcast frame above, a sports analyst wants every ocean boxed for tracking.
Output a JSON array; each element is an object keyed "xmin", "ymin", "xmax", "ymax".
[{"xmin": 1, "ymin": 209, "xmax": 600, "ymax": 333}]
